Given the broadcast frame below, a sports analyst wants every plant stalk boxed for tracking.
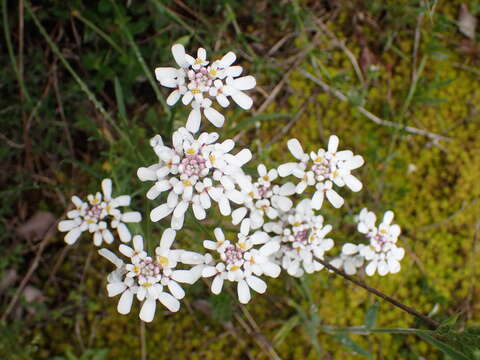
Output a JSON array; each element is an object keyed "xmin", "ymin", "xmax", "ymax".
[{"xmin": 316, "ymin": 258, "xmax": 440, "ymax": 329}]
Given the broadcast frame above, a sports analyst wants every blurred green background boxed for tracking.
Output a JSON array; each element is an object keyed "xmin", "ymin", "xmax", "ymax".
[{"xmin": 1, "ymin": 0, "xmax": 480, "ymax": 359}]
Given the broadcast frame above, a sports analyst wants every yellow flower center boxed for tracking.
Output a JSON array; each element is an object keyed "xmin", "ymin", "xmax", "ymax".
[{"xmin": 158, "ymin": 256, "xmax": 169, "ymax": 266}]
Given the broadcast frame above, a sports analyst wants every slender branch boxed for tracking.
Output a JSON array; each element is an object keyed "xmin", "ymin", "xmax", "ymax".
[
  {"xmin": 299, "ymin": 69, "xmax": 451, "ymax": 144},
  {"xmin": 1, "ymin": 217, "xmax": 60, "ymax": 322},
  {"xmin": 140, "ymin": 320, "xmax": 147, "ymax": 360},
  {"xmin": 316, "ymin": 258, "xmax": 440, "ymax": 329}
]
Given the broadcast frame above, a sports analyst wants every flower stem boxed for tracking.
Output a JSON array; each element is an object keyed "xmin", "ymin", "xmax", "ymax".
[{"xmin": 316, "ymin": 258, "xmax": 440, "ymax": 329}]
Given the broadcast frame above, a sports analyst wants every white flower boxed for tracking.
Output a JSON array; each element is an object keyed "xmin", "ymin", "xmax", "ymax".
[
  {"xmin": 231, "ymin": 164, "xmax": 294, "ymax": 230},
  {"xmin": 99, "ymin": 229, "xmax": 202, "ymax": 322},
  {"xmin": 138, "ymin": 130, "xmax": 252, "ymax": 230},
  {"xmin": 264, "ymin": 199, "xmax": 334, "ymax": 277},
  {"xmin": 330, "ymin": 244, "xmax": 365, "ymax": 275},
  {"xmin": 58, "ymin": 179, "xmax": 142, "ymax": 246},
  {"xmin": 277, "ymin": 135, "xmax": 364, "ymax": 209},
  {"xmin": 201, "ymin": 223, "xmax": 280, "ymax": 304},
  {"xmin": 155, "ymin": 44, "xmax": 256, "ymax": 133},
  {"xmin": 338, "ymin": 209, "xmax": 404, "ymax": 277}
]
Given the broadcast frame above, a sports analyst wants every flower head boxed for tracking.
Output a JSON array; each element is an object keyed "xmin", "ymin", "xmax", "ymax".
[
  {"xmin": 200, "ymin": 222, "xmax": 280, "ymax": 304},
  {"xmin": 231, "ymin": 164, "xmax": 295, "ymax": 229},
  {"xmin": 278, "ymin": 135, "xmax": 364, "ymax": 209},
  {"xmin": 264, "ymin": 199, "xmax": 334, "ymax": 277},
  {"xmin": 155, "ymin": 44, "xmax": 256, "ymax": 133},
  {"xmin": 99, "ymin": 229, "xmax": 204, "ymax": 322},
  {"xmin": 58, "ymin": 179, "xmax": 141, "ymax": 246},
  {"xmin": 337, "ymin": 209, "xmax": 404, "ymax": 276},
  {"xmin": 138, "ymin": 130, "xmax": 252, "ymax": 230}
]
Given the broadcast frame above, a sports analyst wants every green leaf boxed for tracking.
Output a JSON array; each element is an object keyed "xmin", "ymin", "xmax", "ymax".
[
  {"xmin": 91, "ymin": 348, "xmax": 109, "ymax": 360},
  {"xmin": 415, "ymin": 331, "xmax": 470, "ymax": 360},
  {"xmin": 440, "ymin": 313, "xmax": 460, "ymax": 328},
  {"xmin": 333, "ymin": 333, "xmax": 373, "ymax": 359},
  {"xmin": 114, "ymin": 77, "xmax": 127, "ymax": 122},
  {"xmin": 175, "ymin": 35, "xmax": 191, "ymax": 46},
  {"xmin": 209, "ymin": 292, "xmax": 233, "ymax": 323},
  {"xmin": 364, "ymin": 302, "xmax": 379, "ymax": 329},
  {"xmin": 273, "ymin": 315, "xmax": 300, "ymax": 346}
]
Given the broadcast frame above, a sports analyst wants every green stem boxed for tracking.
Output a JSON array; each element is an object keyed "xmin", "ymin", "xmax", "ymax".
[
  {"xmin": 110, "ymin": 0, "xmax": 170, "ymax": 115},
  {"xmin": 2, "ymin": 0, "xmax": 31, "ymax": 102},
  {"xmin": 399, "ymin": 55, "xmax": 427, "ymax": 122},
  {"xmin": 71, "ymin": 10, "xmax": 126, "ymax": 56}
]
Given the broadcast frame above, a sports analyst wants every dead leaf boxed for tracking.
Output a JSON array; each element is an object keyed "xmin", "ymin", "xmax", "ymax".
[
  {"xmin": 16, "ymin": 211, "xmax": 57, "ymax": 242},
  {"xmin": 458, "ymin": 4, "xmax": 477, "ymax": 40},
  {"xmin": 0, "ymin": 269, "xmax": 18, "ymax": 293},
  {"xmin": 360, "ymin": 46, "xmax": 379, "ymax": 74},
  {"xmin": 23, "ymin": 286, "xmax": 45, "ymax": 303},
  {"xmin": 192, "ymin": 299, "xmax": 212, "ymax": 316}
]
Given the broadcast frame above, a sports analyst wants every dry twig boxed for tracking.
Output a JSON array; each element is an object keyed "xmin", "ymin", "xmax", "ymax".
[{"xmin": 300, "ymin": 69, "xmax": 452, "ymax": 144}]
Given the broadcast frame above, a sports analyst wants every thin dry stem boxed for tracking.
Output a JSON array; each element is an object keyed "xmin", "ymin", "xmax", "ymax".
[
  {"xmin": 316, "ymin": 258, "xmax": 440, "ymax": 329},
  {"xmin": 300, "ymin": 69, "xmax": 451, "ymax": 144}
]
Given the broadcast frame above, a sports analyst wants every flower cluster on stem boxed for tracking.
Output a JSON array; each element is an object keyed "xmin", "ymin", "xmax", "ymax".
[
  {"xmin": 57, "ymin": 43, "xmax": 411, "ymax": 323},
  {"xmin": 58, "ymin": 179, "xmax": 141, "ymax": 246}
]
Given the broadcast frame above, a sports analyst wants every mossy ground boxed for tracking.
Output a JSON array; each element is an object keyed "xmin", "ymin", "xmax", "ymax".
[{"xmin": 1, "ymin": 0, "xmax": 479, "ymax": 359}]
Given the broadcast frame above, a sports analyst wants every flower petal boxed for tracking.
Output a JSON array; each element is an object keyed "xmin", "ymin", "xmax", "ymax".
[
  {"xmin": 117, "ymin": 290, "xmax": 134, "ymax": 314},
  {"xmin": 231, "ymin": 90, "xmax": 253, "ymax": 110},
  {"xmin": 186, "ymin": 108, "xmax": 202, "ymax": 133},
  {"xmin": 171, "ymin": 44, "xmax": 189, "ymax": 68},
  {"xmin": 150, "ymin": 204, "xmax": 174, "ymax": 222},
  {"xmin": 204, "ymin": 107, "xmax": 225, "ymax": 127},
  {"xmin": 122, "ymin": 212, "xmax": 142, "ymax": 223},
  {"xmin": 328, "ymin": 135, "xmax": 339, "ymax": 153},
  {"xmin": 287, "ymin": 139, "xmax": 305, "ymax": 160},
  {"xmin": 246, "ymin": 275, "xmax": 267, "ymax": 294},
  {"xmin": 211, "ymin": 275, "xmax": 224, "ymax": 294},
  {"xmin": 139, "ymin": 297, "xmax": 156, "ymax": 322},
  {"xmin": 117, "ymin": 223, "xmax": 132, "ymax": 243},
  {"xmin": 326, "ymin": 189, "xmax": 344, "ymax": 208},
  {"xmin": 101, "ymin": 178, "xmax": 112, "ymax": 201},
  {"xmin": 160, "ymin": 228, "xmax": 176, "ymax": 250},
  {"xmin": 158, "ymin": 292, "xmax": 180, "ymax": 312},
  {"xmin": 65, "ymin": 227, "xmax": 82, "ymax": 244},
  {"xmin": 237, "ymin": 279, "xmax": 251, "ymax": 304},
  {"xmin": 233, "ymin": 76, "xmax": 256, "ymax": 90},
  {"xmin": 344, "ymin": 174, "xmax": 362, "ymax": 192},
  {"xmin": 168, "ymin": 281, "xmax": 185, "ymax": 299}
]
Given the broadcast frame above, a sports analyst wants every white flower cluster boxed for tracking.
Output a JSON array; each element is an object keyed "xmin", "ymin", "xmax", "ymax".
[
  {"xmin": 200, "ymin": 222, "xmax": 280, "ymax": 304},
  {"xmin": 231, "ymin": 164, "xmax": 295, "ymax": 229},
  {"xmin": 58, "ymin": 179, "xmax": 141, "ymax": 246},
  {"xmin": 331, "ymin": 209, "xmax": 405, "ymax": 276},
  {"xmin": 278, "ymin": 135, "xmax": 364, "ymax": 209},
  {"xmin": 155, "ymin": 44, "xmax": 256, "ymax": 133},
  {"xmin": 98, "ymin": 229, "xmax": 204, "ymax": 322},
  {"xmin": 58, "ymin": 43, "xmax": 408, "ymax": 323},
  {"xmin": 264, "ymin": 199, "xmax": 334, "ymax": 277},
  {"xmin": 137, "ymin": 128, "xmax": 251, "ymax": 230}
]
